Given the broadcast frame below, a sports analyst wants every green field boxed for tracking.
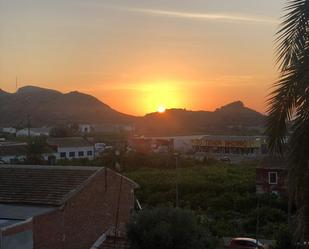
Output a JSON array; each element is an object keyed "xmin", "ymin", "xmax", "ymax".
[{"xmin": 125, "ymin": 162, "xmax": 288, "ymax": 239}]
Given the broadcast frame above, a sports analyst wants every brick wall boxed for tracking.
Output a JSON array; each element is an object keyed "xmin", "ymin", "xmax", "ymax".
[
  {"xmin": 33, "ymin": 209, "xmax": 63, "ymax": 249},
  {"xmin": 33, "ymin": 168, "xmax": 135, "ymax": 249},
  {"xmin": 256, "ymin": 168, "xmax": 288, "ymax": 196}
]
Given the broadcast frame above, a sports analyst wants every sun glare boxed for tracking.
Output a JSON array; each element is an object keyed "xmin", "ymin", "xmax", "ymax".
[{"xmin": 157, "ymin": 105, "xmax": 166, "ymax": 113}]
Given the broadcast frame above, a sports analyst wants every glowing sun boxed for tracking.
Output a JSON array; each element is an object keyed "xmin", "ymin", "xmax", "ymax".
[{"xmin": 157, "ymin": 105, "xmax": 166, "ymax": 113}]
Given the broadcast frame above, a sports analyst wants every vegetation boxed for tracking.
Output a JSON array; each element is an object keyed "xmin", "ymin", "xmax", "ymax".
[
  {"xmin": 56, "ymin": 151, "xmax": 202, "ymax": 170},
  {"xmin": 49, "ymin": 123, "xmax": 80, "ymax": 137},
  {"xmin": 125, "ymin": 162, "xmax": 289, "ymax": 239},
  {"xmin": 271, "ymin": 225, "xmax": 295, "ymax": 249},
  {"xmin": 127, "ymin": 207, "xmax": 218, "ymax": 249},
  {"xmin": 25, "ymin": 137, "xmax": 49, "ymax": 165},
  {"xmin": 53, "ymin": 151, "xmax": 289, "ymax": 240},
  {"xmin": 266, "ymin": 0, "xmax": 309, "ymax": 243}
]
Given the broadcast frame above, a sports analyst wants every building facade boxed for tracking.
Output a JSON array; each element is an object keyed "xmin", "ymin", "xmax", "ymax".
[
  {"xmin": 0, "ymin": 127, "xmax": 17, "ymax": 134},
  {"xmin": 16, "ymin": 128, "xmax": 51, "ymax": 137},
  {"xmin": 47, "ymin": 137, "xmax": 95, "ymax": 160},
  {"xmin": 192, "ymin": 135, "xmax": 268, "ymax": 160},
  {"xmin": 0, "ymin": 165, "xmax": 138, "ymax": 249},
  {"xmin": 256, "ymin": 156, "xmax": 288, "ymax": 196}
]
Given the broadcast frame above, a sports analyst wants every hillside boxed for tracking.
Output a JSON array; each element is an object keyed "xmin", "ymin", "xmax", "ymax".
[
  {"xmin": 135, "ymin": 101, "xmax": 265, "ymax": 135},
  {"xmin": 0, "ymin": 86, "xmax": 265, "ymax": 135},
  {"xmin": 0, "ymin": 86, "xmax": 134, "ymax": 126}
]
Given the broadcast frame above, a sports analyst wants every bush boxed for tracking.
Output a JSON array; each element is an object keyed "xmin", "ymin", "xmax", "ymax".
[
  {"xmin": 271, "ymin": 225, "xmax": 294, "ymax": 249},
  {"xmin": 127, "ymin": 207, "xmax": 218, "ymax": 249}
]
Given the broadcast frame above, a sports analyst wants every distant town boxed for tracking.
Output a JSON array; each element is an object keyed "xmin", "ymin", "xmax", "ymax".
[{"xmin": 0, "ymin": 118, "xmax": 289, "ymax": 249}]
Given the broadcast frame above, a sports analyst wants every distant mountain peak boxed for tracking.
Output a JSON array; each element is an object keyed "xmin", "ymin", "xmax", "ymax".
[
  {"xmin": 0, "ymin": 89, "xmax": 9, "ymax": 95},
  {"xmin": 0, "ymin": 85, "xmax": 134, "ymax": 126},
  {"xmin": 17, "ymin": 85, "xmax": 61, "ymax": 94},
  {"xmin": 215, "ymin": 101, "xmax": 245, "ymax": 111}
]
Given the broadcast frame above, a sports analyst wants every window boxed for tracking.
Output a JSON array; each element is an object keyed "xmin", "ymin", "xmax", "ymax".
[
  {"xmin": 87, "ymin": 150, "xmax": 93, "ymax": 156},
  {"xmin": 60, "ymin": 152, "xmax": 66, "ymax": 158},
  {"xmin": 69, "ymin": 152, "xmax": 75, "ymax": 157},
  {"xmin": 78, "ymin": 151, "xmax": 84, "ymax": 157},
  {"xmin": 269, "ymin": 172, "xmax": 278, "ymax": 184}
]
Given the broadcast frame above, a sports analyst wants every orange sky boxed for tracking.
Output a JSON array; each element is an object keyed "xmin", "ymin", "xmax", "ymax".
[{"xmin": 0, "ymin": 0, "xmax": 283, "ymax": 115}]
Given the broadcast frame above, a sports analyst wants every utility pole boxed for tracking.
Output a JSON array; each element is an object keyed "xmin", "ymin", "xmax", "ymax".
[
  {"xmin": 114, "ymin": 176, "xmax": 123, "ymax": 249},
  {"xmin": 256, "ymin": 196, "xmax": 260, "ymax": 248},
  {"xmin": 174, "ymin": 152, "xmax": 179, "ymax": 208},
  {"xmin": 27, "ymin": 114, "xmax": 31, "ymax": 138}
]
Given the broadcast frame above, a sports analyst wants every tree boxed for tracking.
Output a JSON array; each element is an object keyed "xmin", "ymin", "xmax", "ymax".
[
  {"xmin": 126, "ymin": 207, "xmax": 217, "ymax": 249},
  {"xmin": 26, "ymin": 137, "xmax": 47, "ymax": 164},
  {"xmin": 50, "ymin": 126, "xmax": 74, "ymax": 137},
  {"xmin": 266, "ymin": 0, "xmax": 309, "ymax": 245},
  {"xmin": 272, "ymin": 225, "xmax": 295, "ymax": 249}
]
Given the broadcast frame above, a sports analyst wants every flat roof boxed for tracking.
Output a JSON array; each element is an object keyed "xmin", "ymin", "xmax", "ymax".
[
  {"xmin": 0, "ymin": 203, "xmax": 55, "ymax": 229},
  {"xmin": 0, "ymin": 203, "xmax": 55, "ymax": 220}
]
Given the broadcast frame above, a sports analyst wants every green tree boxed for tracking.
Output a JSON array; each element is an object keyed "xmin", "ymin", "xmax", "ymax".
[
  {"xmin": 127, "ymin": 207, "xmax": 217, "ymax": 249},
  {"xmin": 266, "ymin": 0, "xmax": 309, "ymax": 244}
]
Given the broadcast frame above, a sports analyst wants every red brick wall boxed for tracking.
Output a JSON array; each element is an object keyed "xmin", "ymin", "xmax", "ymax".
[
  {"xmin": 33, "ymin": 209, "xmax": 64, "ymax": 249},
  {"xmin": 32, "ymin": 168, "xmax": 135, "ymax": 249},
  {"xmin": 256, "ymin": 168, "xmax": 288, "ymax": 196}
]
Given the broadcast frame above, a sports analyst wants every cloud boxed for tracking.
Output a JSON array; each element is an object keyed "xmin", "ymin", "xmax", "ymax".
[{"xmin": 120, "ymin": 7, "xmax": 279, "ymax": 25}]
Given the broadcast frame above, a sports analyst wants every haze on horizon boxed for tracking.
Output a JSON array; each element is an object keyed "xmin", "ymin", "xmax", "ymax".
[{"xmin": 0, "ymin": 0, "xmax": 285, "ymax": 115}]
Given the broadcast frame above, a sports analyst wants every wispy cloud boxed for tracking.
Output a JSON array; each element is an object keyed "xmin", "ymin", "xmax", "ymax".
[{"xmin": 119, "ymin": 7, "xmax": 279, "ymax": 25}]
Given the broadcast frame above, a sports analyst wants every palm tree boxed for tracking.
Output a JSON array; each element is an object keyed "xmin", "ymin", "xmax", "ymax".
[{"xmin": 266, "ymin": 0, "xmax": 309, "ymax": 245}]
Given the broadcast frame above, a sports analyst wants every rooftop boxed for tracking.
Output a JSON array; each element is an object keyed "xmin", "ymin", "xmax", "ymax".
[
  {"xmin": 0, "ymin": 165, "xmax": 102, "ymax": 206},
  {"xmin": 47, "ymin": 137, "xmax": 93, "ymax": 148},
  {"xmin": 0, "ymin": 203, "xmax": 55, "ymax": 228},
  {"xmin": 0, "ymin": 144, "xmax": 28, "ymax": 157},
  {"xmin": 257, "ymin": 156, "xmax": 288, "ymax": 169},
  {"xmin": 200, "ymin": 135, "xmax": 267, "ymax": 141}
]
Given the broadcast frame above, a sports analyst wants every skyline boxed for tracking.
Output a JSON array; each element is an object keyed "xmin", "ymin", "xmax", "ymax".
[{"xmin": 0, "ymin": 0, "xmax": 285, "ymax": 115}]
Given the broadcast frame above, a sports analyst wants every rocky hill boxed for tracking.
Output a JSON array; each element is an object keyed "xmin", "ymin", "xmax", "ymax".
[
  {"xmin": 0, "ymin": 86, "xmax": 134, "ymax": 127},
  {"xmin": 136, "ymin": 101, "xmax": 265, "ymax": 135},
  {"xmin": 0, "ymin": 86, "xmax": 265, "ymax": 135}
]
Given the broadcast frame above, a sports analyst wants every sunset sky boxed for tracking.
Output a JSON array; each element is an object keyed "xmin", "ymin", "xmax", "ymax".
[{"xmin": 0, "ymin": 0, "xmax": 285, "ymax": 115}]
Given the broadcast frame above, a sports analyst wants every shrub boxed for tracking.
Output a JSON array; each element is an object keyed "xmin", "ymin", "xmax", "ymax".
[{"xmin": 127, "ymin": 207, "xmax": 218, "ymax": 249}]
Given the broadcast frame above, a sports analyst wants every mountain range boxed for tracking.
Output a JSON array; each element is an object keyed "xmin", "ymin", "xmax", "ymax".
[{"xmin": 0, "ymin": 86, "xmax": 266, "ymax": 135}]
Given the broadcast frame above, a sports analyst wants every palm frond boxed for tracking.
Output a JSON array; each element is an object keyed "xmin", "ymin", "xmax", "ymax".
[
  {"xmin": 268, "ymin": 0, "xmax": 309, "ymax": 241},
  {"xmin": 267, "ymin": 0, "xmax": 309, "ymax": 154},
  {"xmin": 276, "ymin": 0, "xmax": 309, "ymax": 71}
]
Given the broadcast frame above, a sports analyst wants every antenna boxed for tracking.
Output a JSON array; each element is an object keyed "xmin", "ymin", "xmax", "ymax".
[{"xmin": 15, "ymin": 77, "xmax": 18, "ymax": 91}]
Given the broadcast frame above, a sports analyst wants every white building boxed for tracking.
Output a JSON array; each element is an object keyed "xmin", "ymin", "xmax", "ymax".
[
  {"xmin": 47, "ymin": 137, "xmax": 95, "ymax": 160},
  {"xmin": 79, "ymin": 124, "xmax": 92, "ymax": 133},
  {"xmin": 16, "ymin": 128, "xmax": 51, "ymax": 137},
  {"xmin": 145, "ymin": 135, "xmax": 205, "ymax": 153},
  {"xmin": 1, "ymin": 127, "xmax": 17, "ymax": 134}
]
